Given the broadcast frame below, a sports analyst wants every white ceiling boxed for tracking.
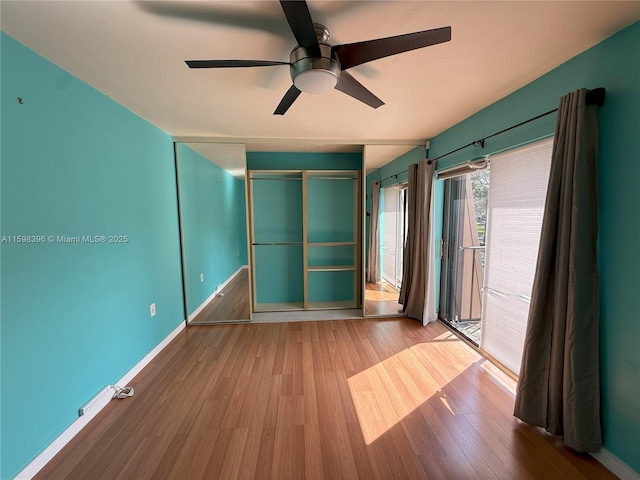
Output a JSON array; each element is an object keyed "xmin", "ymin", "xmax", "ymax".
[{"xmin": 2, "ymin": 1, "xmax": 639, "ymax": 175}]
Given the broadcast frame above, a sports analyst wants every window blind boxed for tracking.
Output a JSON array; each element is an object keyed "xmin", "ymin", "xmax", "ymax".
[{"xmin": 480, "ymin": 137, "xmax": 553, "ymax": 374}]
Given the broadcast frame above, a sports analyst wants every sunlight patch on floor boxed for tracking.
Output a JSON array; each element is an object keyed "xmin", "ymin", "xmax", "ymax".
[
  {"xmin": 348, "ymin": 343, "xmax": 461, "ymax": 445},
  {"xmin": 347, "ymin": 332, "xmax": 518, "ymax": 445}
]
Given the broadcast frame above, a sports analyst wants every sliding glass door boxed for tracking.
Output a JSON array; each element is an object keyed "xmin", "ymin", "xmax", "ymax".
[
  {"xmin": 439, "ymin": 137, "xmax": 553, "ymax": 374},
  {"xmin": 439, "ymin": 171, "xmax": 487, "ymax": 344}
]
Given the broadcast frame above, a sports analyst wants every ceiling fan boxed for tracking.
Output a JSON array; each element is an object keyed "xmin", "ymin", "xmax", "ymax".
[{"xmin": 185, "ymin": 0, "xmax": 451, "ymax": 115}]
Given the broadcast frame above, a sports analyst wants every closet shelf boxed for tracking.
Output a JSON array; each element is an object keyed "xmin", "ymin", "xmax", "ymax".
[
  {"xmin": 252, "ymin": 242, "xmax": 303, "ymax": 246},
  {"xmin": 307, "ymin": 265, "xmax": 356, "ymax": 272},
  {"xmin": 307, "ymin": 241, "xmax": 356, "ymax": 246},
  {"xmin": 250, "ymin": 177, "xmax": 302, "ymax": 181}
]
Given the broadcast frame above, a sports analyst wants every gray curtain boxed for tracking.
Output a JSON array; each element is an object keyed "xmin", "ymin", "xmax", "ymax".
[
  {"xmin": 514, "ymin": 88, "xmax": 601, "ymax": 452},
  {"xmin": 366, "ymin": 181, "xmax": 381, "ymax": 283},
  {"xmin": 399, "ymin": 159, "xmax": 437, "ymax": 324}
]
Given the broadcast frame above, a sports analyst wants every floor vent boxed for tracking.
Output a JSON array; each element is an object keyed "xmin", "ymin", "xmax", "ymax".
[{"xmin": 78, "ymin": 385, "xmax": 112, "ymax": 417}]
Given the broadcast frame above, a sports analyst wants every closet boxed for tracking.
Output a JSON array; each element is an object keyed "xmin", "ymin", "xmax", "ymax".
[{"xmin": 248, "ymin": 170, "xmax": 361, "ymax": 312}]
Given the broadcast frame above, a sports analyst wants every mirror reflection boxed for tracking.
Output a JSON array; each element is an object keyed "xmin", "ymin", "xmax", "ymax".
[
  {"xmin": 363, "ymin": 144, "xmax": 419, "ymax": 317},
  {"xmin": 176, "ymin": 142, "xmax": 251, "ymax": 323}
]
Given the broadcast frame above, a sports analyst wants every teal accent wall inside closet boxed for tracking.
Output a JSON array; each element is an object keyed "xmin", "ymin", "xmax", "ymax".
[
  {"xmin": 1, "ymin": 33, "xmax": 185, "ymax": 478},
  {"xmin": 252, "ymin": 176, "xmax": 304, "ymax": 304},
  {"xmin": 252, "ymin": 177, "xmax": 303, "ymax": 244},
  {"xmin": 307, "ymin": 177, "xmax": 356, "ymax": 243}
]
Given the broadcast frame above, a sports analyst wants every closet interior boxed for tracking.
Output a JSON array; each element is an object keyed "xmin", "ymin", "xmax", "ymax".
[{"xmin": 248, "ymin": 170, "xmax": 362, "ymax": 313}]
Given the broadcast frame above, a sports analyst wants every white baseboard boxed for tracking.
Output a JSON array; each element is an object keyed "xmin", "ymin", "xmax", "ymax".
[
  {"xmin": 591, "ymin": 448, "xmax": 640, "ymax": 480},
  {"xmin": 113, "ymin": 321, "xmax": 186, "ymax": 388},
  {"xmin": 187, "ymin": 265, "xmax": 247, "ymax": 322},
  {"xmin": 14, "ymin": 320, "xmax": 186, "ymax": 480}
]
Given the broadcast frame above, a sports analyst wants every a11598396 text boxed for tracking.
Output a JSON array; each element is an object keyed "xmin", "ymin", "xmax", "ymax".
[{"xmin": 1, "ymin": 235, "xmax": 129, "ymax": 244}]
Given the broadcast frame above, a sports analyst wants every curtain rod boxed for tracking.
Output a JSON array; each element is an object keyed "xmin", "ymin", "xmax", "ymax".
[{"xmin": 376, "ymin": 87, "xmax": 606, "ymax": 184}]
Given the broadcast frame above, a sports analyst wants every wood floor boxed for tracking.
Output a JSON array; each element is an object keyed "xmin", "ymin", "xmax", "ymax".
[
  {"xmin": 35, "ymin": 319, "xmax": 615, "ymax": 480},
  {"xmin": 365, "ymin": 282, "xmax": 403, "ymax": 316},
  {"xmin": 191, "ymin": 268, "xmax": 251, "ymax": 323}
]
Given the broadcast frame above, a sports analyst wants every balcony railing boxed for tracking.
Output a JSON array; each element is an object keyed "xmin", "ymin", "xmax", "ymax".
[{"xmin": 456, "ymin": 245, "xmax": 485, "ymax": 323}]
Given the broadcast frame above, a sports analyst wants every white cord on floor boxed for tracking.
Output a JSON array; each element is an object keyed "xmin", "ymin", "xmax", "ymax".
[{"xmin": 111, "ymin": 385, "xmax": 134, "ymax": 399}]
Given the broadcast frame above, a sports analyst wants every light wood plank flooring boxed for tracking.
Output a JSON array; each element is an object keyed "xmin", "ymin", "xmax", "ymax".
[
  {"xmin": 35, "ymin": 319, "xmax": 615, "ymax": 479},
  {"xmin": 365, "ymin": 282, "xmax": 403, "ymax": 316}
]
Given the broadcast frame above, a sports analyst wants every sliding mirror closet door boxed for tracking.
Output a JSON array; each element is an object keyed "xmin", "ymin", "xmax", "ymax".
[
  {"xmin": 175, "ymin": 143, "xmax": 251, "ymax": 324},
  {"xmin": 364, "ymin": 183, "xmax": 407, "ymax": 317},
  {"xmin": 250, "ymin": 172, "xmax": 304, "ymax": 312},
  {"xmin": 362, "ymin": 144, "xmax": 418, "ymax": 317}
]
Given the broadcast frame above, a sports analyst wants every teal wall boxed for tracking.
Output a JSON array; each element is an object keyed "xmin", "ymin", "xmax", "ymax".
[
  {"xmin": 1, "ymin": 33, "xmax": 185, "ymax": 479},
  {"xmin": 368, "ymin": 22, "xmax": 640, "ymax": 471},
  {"xmin": 247, "ymin": 151, "xmax": 362, "ymax": 171},
  {"xmin": 307, "ymin": 177, "xmax": 356, "ymax": 243},
  {"xmin": 252, "ymin": 177, "xmax": 303, "ymax": 244},
  {"xmin": 177, "ymin": 144, "xmax": 247, "ymax": 315},
  {"xmin": 251, "ymin": 175, "xmax": 304, "ymax": 304},
  {"xmin": 254, "ymin": 245, "xmax": 305, "ymax": 304},
  {"xmin": 367, "ymin": 146, "xmax": 422, "ymax": 188}
]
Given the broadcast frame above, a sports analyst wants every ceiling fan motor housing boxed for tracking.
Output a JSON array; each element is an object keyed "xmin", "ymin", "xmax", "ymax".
[{"xmin": 290, "ymin": 42, "xmax": 341, "ymax": 94}]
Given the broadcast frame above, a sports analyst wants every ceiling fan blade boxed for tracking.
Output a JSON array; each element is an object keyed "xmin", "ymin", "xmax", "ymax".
[
  {"xmin": 274, "ymin": 85, "xmax": 302, "ymax": 115},
  {"xmin": 334, "ymin": 71, "xmax": 384, "ymax": 109},
  {"xmin": 185, "ymin": 60, "xmax": 290, "ymax": 68},
  {"xmin": 138, "ymin": 2, "xmax": 286, "ymax": 38},
  {"xmin": 333, "ymin": 26, "xmax": 451, "ymax": 70},
  {"xmin": 279, "ymin": 0, "xmax": 321, "ymax": 56}
]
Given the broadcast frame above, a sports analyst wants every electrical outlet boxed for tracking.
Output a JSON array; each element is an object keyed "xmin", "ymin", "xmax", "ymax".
[
  {"xmin": 237, "ymin": 250, "xmax": 240, "ymax": 258},
  {"xmin": 200, "ymin": 273, "xmax": 204, "ymax": 282},
  {"xmin": 150, "ymin": 303, "xmax": 156, "ymax": 317}
]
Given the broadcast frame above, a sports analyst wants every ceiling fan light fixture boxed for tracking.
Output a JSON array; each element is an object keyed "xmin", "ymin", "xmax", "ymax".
[
  {"xmin": 289, "ymin": 43, "xmax": 341, "ymax": 94},
  {"xmin": 293, "ymin": 69, "xmax": 338, "ymax": 94}
]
